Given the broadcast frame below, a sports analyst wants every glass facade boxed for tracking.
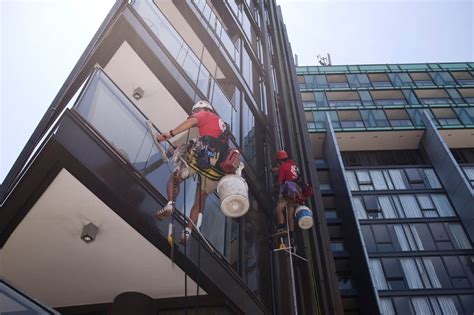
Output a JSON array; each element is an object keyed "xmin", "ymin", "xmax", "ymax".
[{"xmin": 298, "ymin": 63, "xmax": 474, "ymax": 132}]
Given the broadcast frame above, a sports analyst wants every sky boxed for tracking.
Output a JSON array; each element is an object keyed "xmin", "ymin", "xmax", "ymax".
[{"xmin": 1, "ymin": 0, "xmax": 473, "ymax": 183}]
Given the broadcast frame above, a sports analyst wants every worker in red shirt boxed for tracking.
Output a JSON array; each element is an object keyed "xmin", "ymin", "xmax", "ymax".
[
  {"xmin": 155, "ymin": 100, "xmax": 228, "ymax": 243},
  {"xmin": 273, "ymin": 150, "xmax": 301, "ymax": 238}
]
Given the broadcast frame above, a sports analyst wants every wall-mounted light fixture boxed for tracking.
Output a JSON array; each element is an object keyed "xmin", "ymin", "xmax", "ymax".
[
  {"xmin": 133, "ymin": 87, "xmax": 144, "ymax": 100},
  {"xmin": 81, "ymin": 223, "xmax": 98, "ymax": 243}
]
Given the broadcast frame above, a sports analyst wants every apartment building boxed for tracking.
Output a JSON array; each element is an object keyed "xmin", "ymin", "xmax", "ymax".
[{"xmin": 298, "ymin": 62, "xmax": 474, "ymax": 314}]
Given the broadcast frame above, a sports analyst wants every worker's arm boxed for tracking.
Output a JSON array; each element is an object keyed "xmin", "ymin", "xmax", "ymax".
[{"xmin": 156, "ymin": 117, "xmax": 198, "ymax": 142}]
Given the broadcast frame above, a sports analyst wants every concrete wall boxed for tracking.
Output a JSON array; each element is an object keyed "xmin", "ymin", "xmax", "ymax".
[
  {"xmin": 421, "ymin": 110, "xmax": 474, "ymax": 242},
  {"xmin": 324, "ymin": 113, "xmax": 380, "ymax": 315}
]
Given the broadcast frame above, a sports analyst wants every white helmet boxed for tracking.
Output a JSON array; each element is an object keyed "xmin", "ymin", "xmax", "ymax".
[{"xmin": 192, "ymin": 100, "xmax": 213, "ymax": 112}]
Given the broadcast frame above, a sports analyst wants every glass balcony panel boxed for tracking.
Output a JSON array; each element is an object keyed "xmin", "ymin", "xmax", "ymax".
[
  {"xmin": 420, "ymin": 98, "xmax": 453, "ymax": 105},
  {"xmin": 73, "ymin": 70, "xmax": 232, "ymax": 261},
  {"xmin": 430, "ymin": 72, "xmax": 456, "ymax": 85},
  {"xmin": 455, "ymin": 108, "xmax": 474, "ymax": 125},
  {"xmin": 361, "ymin": 110, "xmax": 390, "ymax": 128},
  {"xmin": 407, "ymin": 109, "xmax": 424, "ymax": 127},
  {"xmin": 347, "ymin": 74, "xmax": 371, "ymax": 88},
  {"xmin": 329, "ymin": 82, "xmax": 349, "ymax": 88},
  {"xmin": 457, "ymin": 79, "xmax": 474, "ymax": 85},
  {"xmin": 328, "ymin": 100, "xmax": 362, "ymax": 107},
  {"xmin": 303, "ymin": 101, "xmax": 317, "ymax": 109},
  {"xmin": 374, "ymin": 99, "xmax": 407, "ymax": 106},
  {"xmin": 314, "ymin": 75, "xmax": 329, "ymax": 88},
  {"xmin": 358, "ymin": 65, "xmax": 388, "ymax": 71},
  {"xmin": 438, "ymin": 118, "xmax": 462, "ymax": 126},
  {"xmin": 341, "ymin": 120, "xmax": 365, "ymax": 128},
  {"xmin": 390, "ymin": 119, "xmax": 414, "ymax": 127},
  {"xmin": 388, "ymin": 73, "xmax": 414, "ymax": 87},
  {"xmin": 371, "ymin": 81, "xmax": 392, "ymax": 87}
]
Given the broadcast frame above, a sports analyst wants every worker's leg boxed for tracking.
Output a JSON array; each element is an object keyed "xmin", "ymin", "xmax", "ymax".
[
  {"xmin": 275, "ymin": 197, "xmax": 288, "ymax": 226},
  {"xmin": 188, "ymin": 187, "xmax": 208, "ymax": 229},
  {"xmin": 287, "ymin": 202, "xmax": 296, "ymax": 232},
  {"xmin": 167, "ymin": 171, "xmax": 183, "ymax": 202}
]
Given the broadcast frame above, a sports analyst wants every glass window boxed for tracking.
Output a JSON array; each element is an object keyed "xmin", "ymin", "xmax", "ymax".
[
  {"xmin": 241, "ymin": 99, "xmax": 256, "ymax": 169},
  {"xmin": 448, "ymin": 224, "xmax": 472, "ymax": 249},
  {"xmin": 380, "ymin": 299, "xmax": 396, "ymax": 315},
  {"xmin": 399, "ymin": 195, "xmax": 422, "ymax": 217},
  {"xmin": 370, "ymin": 259, "xmax": 389, "ymax": 290},
  {"xmin": 422, "ymin": 168, "xmax": 442, "ymax": 188},
  {"xmin": 314, "ymin": 111, "xmax": 327, "ymax": 130},
  {"xmin": 379, "ymin": 196, "xmax": 397, "ymax": 218},
  {"xmin": 400, "ymin": 258, "xmax": 423, "ymax": 288},
  {"xmin": 352, "ymin": 197, "xmax": 367, "ymax": 219},
  {"xmin": 432, "ymin": 194, "xmax": 455, "ymax": 217},
  {"xmin": 331, "ymin": 241, "xmax": 345, "ymax": 251}
]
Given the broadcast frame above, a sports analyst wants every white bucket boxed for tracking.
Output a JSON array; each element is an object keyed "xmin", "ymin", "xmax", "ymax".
[
  {"xmin": 295, "ymin": 205, "xmax": 313, "ymax": 229},
  {"xmin": 217, "ymin": 174, "xmax": 249, "ymax": 218}
]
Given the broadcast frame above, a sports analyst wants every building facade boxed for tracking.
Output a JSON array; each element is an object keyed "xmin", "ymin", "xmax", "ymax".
[
  {"xmin": 0, "ymin": 1, "xmax": 342, "ymax": 315},
  {"xmin": 297, "ymin": 62, "xmax": 474, "ymax": 314}
]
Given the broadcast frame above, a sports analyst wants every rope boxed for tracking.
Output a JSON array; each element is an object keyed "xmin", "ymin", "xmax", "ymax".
[
  {"xmin": 194, "ymin": 175, "xmax": 203, "ymax": 314},
  {"xmin": 285, "ymin": 205, "xmax": 298, "ymax": 315}
]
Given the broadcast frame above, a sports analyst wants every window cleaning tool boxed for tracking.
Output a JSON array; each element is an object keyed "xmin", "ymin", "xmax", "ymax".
[{"xmin": 146, "ymin": 120, "xmax": 169, "ymax": 163}]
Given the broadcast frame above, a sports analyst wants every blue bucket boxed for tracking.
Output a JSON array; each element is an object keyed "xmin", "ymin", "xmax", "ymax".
[{"xmin": 295, "ymin": 206, "xmax": 313, "ymax": 229}]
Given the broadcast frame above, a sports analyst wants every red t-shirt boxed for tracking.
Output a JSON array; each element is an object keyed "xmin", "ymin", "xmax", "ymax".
[
  {"xmin": 192, "ymin": 110, "xmax": 226, "ymax": 138},
  {"xmin": 276, "ymin": 159, "xmax": 299, "ymax": 185}
]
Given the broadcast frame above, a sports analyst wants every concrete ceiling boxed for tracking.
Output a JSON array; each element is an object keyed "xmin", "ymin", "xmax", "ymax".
[
  {"xmin": 0, "ymin": 169, "xmax": 201, "ymax": 308},
  {"xmin": 104, "ymin": 41, "xmax": 199, "ymax": 144}
]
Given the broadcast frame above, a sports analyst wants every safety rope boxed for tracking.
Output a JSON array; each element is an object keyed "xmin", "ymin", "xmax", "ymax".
[
  {"xmin": 285, "ymin": 205, "xmax": 298, "ymax": 315},
  {"xmin": 194, "ymin": 175, "xmax": 203, "ymax": 314}
]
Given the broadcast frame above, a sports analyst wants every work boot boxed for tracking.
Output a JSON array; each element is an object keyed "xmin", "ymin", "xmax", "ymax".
[
  {"xmin": 179, "ymin": 227, "xmax": 192, "ymax": 245},
  {"xmin": 154, "ymin": 201, "xmax": 175, "ymax": 220}
]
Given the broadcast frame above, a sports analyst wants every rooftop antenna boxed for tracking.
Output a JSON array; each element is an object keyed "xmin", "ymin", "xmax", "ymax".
[{"xmin": 317, "ymin": 53, "xmax": 332, "ymax": 66}]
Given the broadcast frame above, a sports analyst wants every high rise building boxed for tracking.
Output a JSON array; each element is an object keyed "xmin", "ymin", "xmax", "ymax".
[
  {"xmin": 0, "ymin": 1, "xmax": 342, "ymax": 314},
  {"xmin": 297, "ymin": 62, "xmax": 474, "ymax": 314}
]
